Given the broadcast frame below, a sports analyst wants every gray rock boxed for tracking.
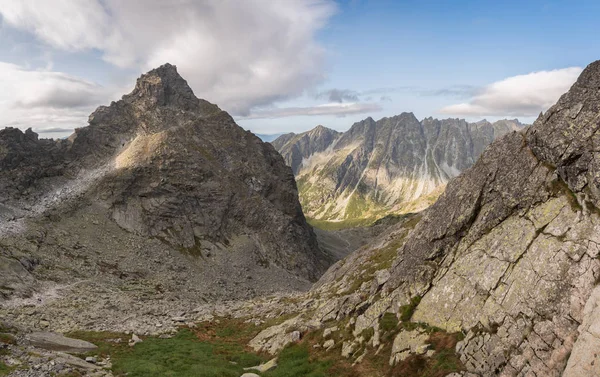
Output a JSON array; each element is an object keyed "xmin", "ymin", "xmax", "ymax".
[
  {"xmin": 390, "ymin": 330, "xmax": 429, "ymax": 365},
  {"xmin": 341, "ymin": 340, "xmax": 358, "ymax": 358},
  {"xmin": 323, "ymin": 326, "xmax": 338, "ymax": 338},
  {"xmin": 243, "ymin": 357, "xmax": 277, "ymax": 373},
  {"xmin": 129, "ymin": 334, "xmax": 142, "ymax": 346},
  {"xmin": 25, "ymin": 332, "xmax": 98, "ymax": 353},
  {"xmin": 323, "ymin": 339, "xmax": 335, "ymax": 349}
]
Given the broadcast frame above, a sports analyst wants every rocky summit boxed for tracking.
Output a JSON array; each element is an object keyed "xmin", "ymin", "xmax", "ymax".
[
  {"xmin": 272, "ymin": 116, "xmax": 525, "ymax": 221},
  {"xmin": 0, "ymin": 64, "xmax": 332, "ymax": 321}
]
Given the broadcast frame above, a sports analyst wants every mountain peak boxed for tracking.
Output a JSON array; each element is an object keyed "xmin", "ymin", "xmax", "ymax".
[
  {"xmin": 311, "ymin": 125, "xmax": 338, "ymax": 135},
  {"xmin": 127, "ymin": 63, "xmax": 200, "ymax": 110}
]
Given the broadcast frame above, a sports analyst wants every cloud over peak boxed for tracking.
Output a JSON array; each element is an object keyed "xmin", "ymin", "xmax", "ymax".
[
  {"xmin": 440, "ymin": 67, "xmax": 582, "ymax": 117},
  {"xmin": 0, "ymin": 0, "xmax": 337, "ymax": 116}
]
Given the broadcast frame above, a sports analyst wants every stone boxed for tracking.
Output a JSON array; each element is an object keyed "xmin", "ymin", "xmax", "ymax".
[
  {"xmin": 375, "ymin": 270, "xmax": 391, "ymax": 286},
  {"xmin": 240, "ymin": 374, "xmax": 260, "ymax": 377},
  {"xmin": 25, "ymin": 332, "xmax": 98, "ymax": 353},
  {"xmin": 129, "ymin": 334, "xmax": 142, "ymax": 346},
  {"xmin": 249, "ymin": 316, "xmax": 314, "ymax": 355},
  {"xmin": 243, "ymin": 357, "xmax": 277, "ymax": 373},
  {"xmin": 341, "ymin": 341, "xmax": 356, "ymax": 358},
  {"xmin": 290, "ymin": 330, "xmax": 301, "ymax": 342},
  {"xmin": 85, "ymin": 356, "xmax": 97, "ymax": 364},
  {"xmin": 55, "ymin": 353, "xmax": 102, "ymax": 370},
  {"xmin": 415, "ymin": 344, "xmax": 430, "ymax": 355},
  {"xmin": 323, "ymin": 339, "xmax": 335, "ymax": 349},
  {"xmin": 390, "ymin": 330, "xmax": 429, "ymax": 365},
  {"xmin": 323, "ymin": 326, "xmax": 338, "ymax": 338}
]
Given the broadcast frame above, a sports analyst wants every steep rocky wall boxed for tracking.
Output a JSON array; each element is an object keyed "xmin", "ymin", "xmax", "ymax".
[{"xmin": 249, "ymin": 61, "xmax": 600, "ymax": 376}]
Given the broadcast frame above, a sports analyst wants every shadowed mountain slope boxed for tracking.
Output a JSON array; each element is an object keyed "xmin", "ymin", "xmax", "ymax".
[{"xmin": 0, "ymin": 64, "xmax": 331, "ymax": 305}]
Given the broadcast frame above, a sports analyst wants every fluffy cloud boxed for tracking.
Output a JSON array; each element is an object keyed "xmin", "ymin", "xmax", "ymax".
[
  {"xmin": 241, "ymin": 102, "xmax": 382, "ymax": 119},
  {"xmin": 440, "ymin": 67, "xmax": 582, "ymax": 117},
  {"xmin": 0, "ymin": 62, "xmax": 113, "ymax": 135},
  {"xmin": 0, "ymin": 0, "xmax": 336, "ymax": 116}
]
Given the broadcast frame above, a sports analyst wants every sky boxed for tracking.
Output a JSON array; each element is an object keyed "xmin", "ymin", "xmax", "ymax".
[{"xmin": 0, "ymin": 0, "xmax": 598, "ymax": 138}]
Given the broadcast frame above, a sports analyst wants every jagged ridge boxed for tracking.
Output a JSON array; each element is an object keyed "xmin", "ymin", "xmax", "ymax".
[{"xmin": 272, "ymin": 115, "xmax": 524, "ymax": 221}]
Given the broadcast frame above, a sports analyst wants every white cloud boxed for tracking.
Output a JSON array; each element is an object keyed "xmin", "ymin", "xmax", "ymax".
[
  {"xmin": 241, "ymin": 102, "xmax": 382, "ymax": 119},
  {"xmin": 0, "ymin": 0, "xmax": 336, "ymax": 116},
  {"xmin": 0, "ymin": 62, "xmax": 114, "ymax": 135},
  {"xmin": 440, "ymin": 67, "xmax": 582, "ymax": 117}
]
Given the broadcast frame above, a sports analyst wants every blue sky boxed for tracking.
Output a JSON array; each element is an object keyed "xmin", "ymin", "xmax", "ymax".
[{"xmin": 0, "ymin": 0, "xmax": 597, "ymax": 138}]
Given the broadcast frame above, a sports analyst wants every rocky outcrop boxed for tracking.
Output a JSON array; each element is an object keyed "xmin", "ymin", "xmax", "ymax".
[
  {"xmin": 272, "ymin": 115, "xmax": 524, "ymax": 220},
  {"xmin": 0, "ymin": 64, "xmax": 330, "ymax": 303},
  {"xmin": 25, "ymin": 332, "xmax": 98, "ymax": 353},
  {"xmin": 246, "ymin": 60, "xmax": 600, "ymax": 376}
]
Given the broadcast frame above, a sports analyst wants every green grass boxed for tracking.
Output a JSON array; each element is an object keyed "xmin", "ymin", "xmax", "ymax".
[
  {"xmin": 67, "ymin": 316, "xmax": 344, "ymax": 377},
  {"xmin": 68, "ymin": 324, "xmax": 344, "ymax": 377},
  {"xmin": 379, "ymin": 313, "xmax": 399, "ymax": 334},
  {"xmin": 66, "ymin": 313, "xmax": 464, "ymax": 377},
  {"xmin": 0, "ymin": 361, "xmax": 12, "ymax": 377},
  {"xmin": 400, "ymin": 296, "xmax": 422, "ymax": 322},
  {"xmin": 113, "ymin": 330, "xmax": 261, "ymax": 377},
  {"xmin": 344, "ymin": 192, "xmax": 372, "ymax": 219},
  {"xmin": 263, "ymin": 344, "xmax": 334, "ymax": 377},
  {"xmin": 70, "ymin": 328, "xmax": 263, "ymax": 377},
  {"xmin": 421, "ymin": 349, "xmax": 463, "ymax": 377}
]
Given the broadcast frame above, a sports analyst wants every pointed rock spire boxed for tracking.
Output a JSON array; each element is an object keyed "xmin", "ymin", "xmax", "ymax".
[{"xmin": 127, "ymin": 63, "xmax": 200, "ymax": 110}]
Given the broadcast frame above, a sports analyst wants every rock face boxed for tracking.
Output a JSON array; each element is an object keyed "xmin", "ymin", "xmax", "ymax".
[
  {"xmin": 247, "ymin": 60, "xmax": 600, "ymax": 376},
  {"xmin": 272, "ymin": 116, "xmax": 524, "ymax": 220},
  {"xmin": 0, "ymin": 63, "xmax": 330, "ymax": 305}
]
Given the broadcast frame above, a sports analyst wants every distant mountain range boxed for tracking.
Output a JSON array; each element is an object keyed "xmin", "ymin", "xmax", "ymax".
[{"xmin": 272, "ymin": 115, "xmax": 526, "ymax": 221}]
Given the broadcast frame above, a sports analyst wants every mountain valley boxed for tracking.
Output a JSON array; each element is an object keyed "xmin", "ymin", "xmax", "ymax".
[{"xmin": 1, "ymin": 61, "xmax": 600, "ymax": 377}]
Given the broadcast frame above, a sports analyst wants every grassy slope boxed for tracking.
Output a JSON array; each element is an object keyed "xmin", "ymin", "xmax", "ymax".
[{"xmin": 67, "ymin": 313, "xmax": 463, "ymax": 377}]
